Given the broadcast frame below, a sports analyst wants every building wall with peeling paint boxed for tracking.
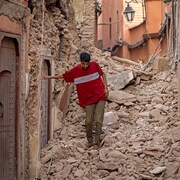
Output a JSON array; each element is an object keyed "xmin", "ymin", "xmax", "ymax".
[
  {"xmin": 0, "ymin": 0, "xmax": 97, "ymax": 179},
  {"xmin": 0, "ymin": 1, "xmax": 30, "ymax": 179}
]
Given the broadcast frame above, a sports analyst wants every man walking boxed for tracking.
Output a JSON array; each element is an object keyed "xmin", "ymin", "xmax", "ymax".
[{"xmin": 43, "ymin": 52, "xmax": 108, "ymax": 149}]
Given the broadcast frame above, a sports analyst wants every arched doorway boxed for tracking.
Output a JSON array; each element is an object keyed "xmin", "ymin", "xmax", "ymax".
[{"xmin": 0, "ymin": 37, "xmax": 18, "ymax": 179}]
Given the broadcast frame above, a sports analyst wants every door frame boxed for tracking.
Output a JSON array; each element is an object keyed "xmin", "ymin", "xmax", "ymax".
[
  {"xmin": 40, "ymin": 59, "xmax": 52, "ymax": 149},
  {"xmin": 0, "ymin": 32, "xmax": 23, "ymax": 180}
]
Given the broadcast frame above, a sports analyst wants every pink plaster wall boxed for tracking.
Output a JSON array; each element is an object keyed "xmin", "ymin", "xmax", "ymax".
[
  {"xmin": 97, "ymin": 0, "xmax": 123, "ymax": 49},
  {"xmin": 98, "ymin": 0, "xmax": 168, "ymax": 63},
  {"xmin": 146, "ymin": 0, "xmax": 162, "ymax": 33},
  {"xmin": 0, "ymin": 16, "xmax": 22, "ymax": 35}
]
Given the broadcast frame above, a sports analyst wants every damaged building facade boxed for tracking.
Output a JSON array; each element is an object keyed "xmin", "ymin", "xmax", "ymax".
[
  {"xmin": 0, "ymin": 0, "xmax": 97, "ymax": 179},
  {"xmin": 0, "ymin": 0, "xmax": 30, "ymax": 179}
]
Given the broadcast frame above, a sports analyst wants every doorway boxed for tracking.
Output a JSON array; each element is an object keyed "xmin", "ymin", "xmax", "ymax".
[
  {"xmin": 40, "ymin": 60, "xmax": 51, "ymax": 149},
  {"xmin": 0, "ymin": 37, "xmax": 18, "ymax": 179}
]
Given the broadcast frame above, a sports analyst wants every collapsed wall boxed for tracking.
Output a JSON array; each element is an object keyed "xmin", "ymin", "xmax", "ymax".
[{"xmin": 26, "ymin": 0, "xmax": 97, "ymax": 177}]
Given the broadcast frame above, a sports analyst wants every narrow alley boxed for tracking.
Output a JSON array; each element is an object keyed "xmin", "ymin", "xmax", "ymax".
[{"xmin": 0, "ymin": 0, "xmax": 180, "ymax": 180}]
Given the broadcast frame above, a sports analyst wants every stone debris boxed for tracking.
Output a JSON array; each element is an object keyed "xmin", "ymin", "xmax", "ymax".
[
  {"xmin": 150, "ymin": 166, "xmax": 166, "ymax": 175},
  {"xmin": 107, "ymin": 70, "xmax": 134, "ymax": 90},
  {"xmin": 39, "ymin": 53, "xmax": 180, "ymax": 180},
  {"xmin": 108, "ymin": 90, "xmax": 137, "ymax": 104},
  {"xmin": 27, "ymin": 1, "xmax": 180, "ymax": 179}
]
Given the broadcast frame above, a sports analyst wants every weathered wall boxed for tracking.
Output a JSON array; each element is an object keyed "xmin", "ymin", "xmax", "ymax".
[
  {"xmin": 0, "ymin": 1, "xmax": 28, "ymax": 21},
  {"xmin": 0, "ymin": 1, "xmax": 30, "ymax": 179},
  {"xmin": 27, "ymin": 1, "xmax": 77, "ymax": 177},
  {"xmin": 27, "ymin": 0, "xmax": 96, "ymax": 178},
  {"xmin": 73, "ymin": 0, "xmax": 96, "ymax": 50}
]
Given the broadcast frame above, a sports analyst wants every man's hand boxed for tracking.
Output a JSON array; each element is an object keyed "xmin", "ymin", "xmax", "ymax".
[{"xmin": 41, "ymin": 75, "xmax": 48, "ymax": 80}]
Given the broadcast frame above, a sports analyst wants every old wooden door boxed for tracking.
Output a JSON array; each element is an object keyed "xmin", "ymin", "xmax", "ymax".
[
  {"xmin": 40, "ymin": 60, "xmax": 51, "ymax": 149},
  {"xmin": 0, "ymin": 37, "xmax": 17, "ymax": 179}
]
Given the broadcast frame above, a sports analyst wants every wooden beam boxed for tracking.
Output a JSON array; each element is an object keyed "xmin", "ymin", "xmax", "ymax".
[{"xmin": 111, "ymin": 56, "xmax": 139, "ymax": 66}]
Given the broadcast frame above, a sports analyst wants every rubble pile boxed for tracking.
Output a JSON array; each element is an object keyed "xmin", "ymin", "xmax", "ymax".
[{"xmin": 39, "ymin": 51, "xmax": 180, "ymax": 179}]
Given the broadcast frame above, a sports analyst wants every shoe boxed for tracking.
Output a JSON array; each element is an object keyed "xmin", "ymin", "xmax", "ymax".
[{"xmin": 86, "ymin": 142, "xmax": 93, "ymax": 148}]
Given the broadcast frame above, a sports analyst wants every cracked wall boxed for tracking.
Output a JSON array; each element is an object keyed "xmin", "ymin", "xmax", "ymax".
[{"xmin": 27, "ymin": 0, "xmax": 96, "ymax": 178}]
